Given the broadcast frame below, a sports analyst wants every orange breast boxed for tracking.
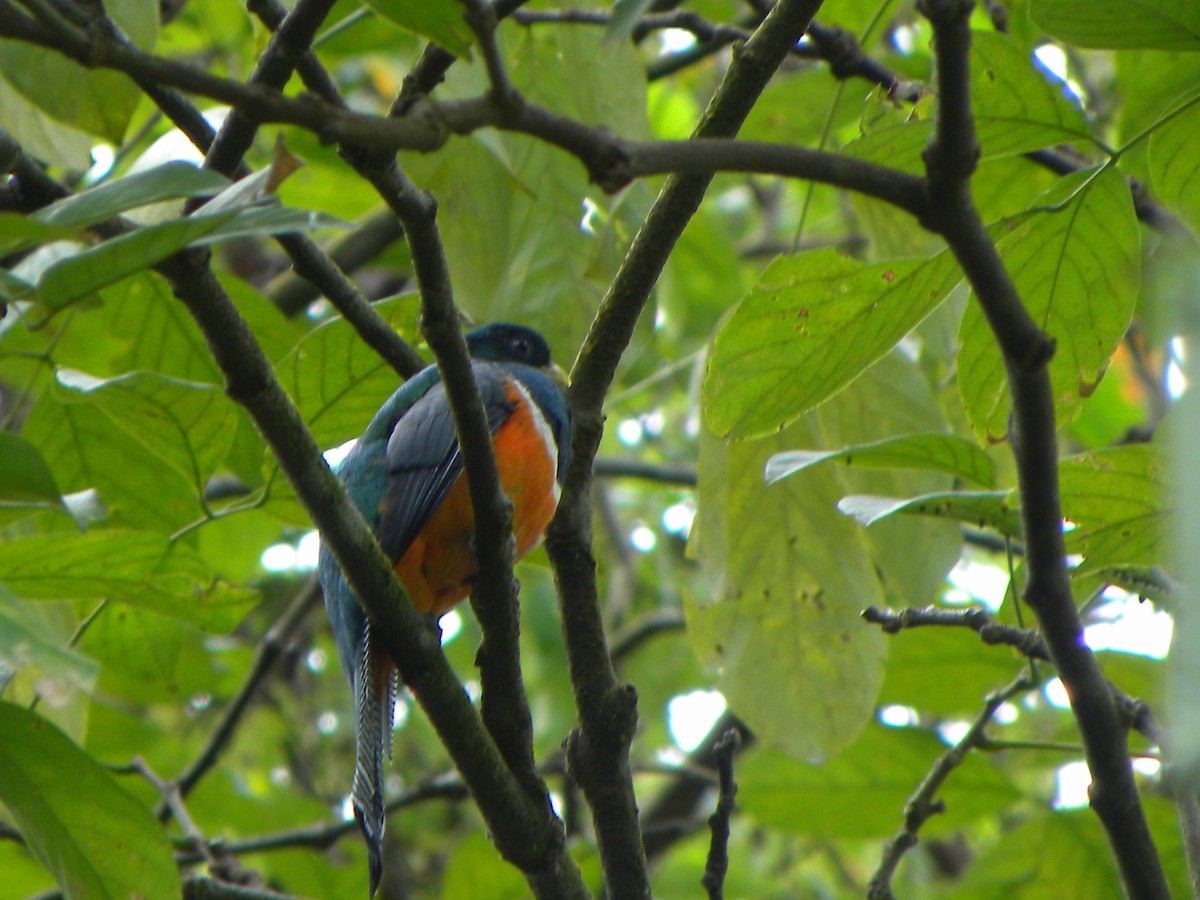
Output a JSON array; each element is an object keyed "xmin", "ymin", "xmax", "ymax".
[{"xmin": 393, "ymin": 386, "xmax": 559, "ymax": 618}]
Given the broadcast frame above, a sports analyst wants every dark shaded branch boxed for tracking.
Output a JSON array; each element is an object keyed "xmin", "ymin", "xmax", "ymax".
[
  {"xmin": 546, "ymin": 6, "xmax": 827, "ymax": 897},
  {"xmin": 150, "ymin": 243, "xmax": 585, "ymax": 897},
  {"xmin": 594, "ymin": 457, "xmax": 698, "ymax": 486},
  {"xmin": 642, "ymin": 713, "xmax": 756, "ymax": 862},
  {"xmin": 862, "ymin": 604, "xmax": 1050, "ymax": 660},
  {"xmin": 867, "ymin": 671, "xmax": 1036, "ymax": 900},
  {"xmin": 173, "ymin": 776, "xmax": 470, "ymax": 865},
  {"xmin": 701, "ymin": 729, "xmax": 742, "ymax": 900},
  {"xmin": 915, "ymin": 4, "xmax": 1169, "ymax": 896},
  {"xmin": 265, "ymin": 211, "xmax": 407, "ymax": 315}
]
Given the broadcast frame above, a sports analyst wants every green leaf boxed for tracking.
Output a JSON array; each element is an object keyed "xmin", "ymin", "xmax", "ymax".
[
  {"xmin": 34, "ymin": 162, "xmax": 230, "ymax": 230},
  {"xmin": 34, "ymin": 198, "xmax": 343, "ymax": 317},
  {"xmin": 687, "ymin": 422, "xmax": 885, "ymax": 762},
  {"xmin": 99, "ymin": 272, "xmax": 222, "ymax": 383},
  {"xmin": 946, "ymin": 809, "xmax": 1121, "ymax": 898},
  {"xmin": 0, "ymin": 531, "xmax": 257, "ymax": 631},
  {"xmin": 35, "ymin": 216, "xmax": 234, "ymax": 315},
  {"xmin": 441, "ymin": 833, "xmax": 528, "ymax": 900},
  {"xmin": 969, "ymin": 31, "xmax": 1094, "ymax": 157},
  {"xmin": 363, "ymin": 0, "xmax": 473, "ymax": 56},
  {"xmin": 879, "ymin": 626, "xmax": 1027, "ymax": 717},
  {"xmin": 0, "ymin": 433, "xmax": 62, "ymax": 504},
  {"xmin": 838, "ymin": 490, "xmax": 1022, "ymax": 536},
  {"xmin": 0, "ymin": 701, "xmax": 181, "ymax": 900},
  {"xmin": 0, "ymin": 213, "xmax": 83, "ymax": 257},
  {"xmin": 958, "ymin": 167, "xmax": 1140, "ymax": 441},
  {"xmin": 22, "ymin": 396, "xmax": 203, "ymax": 533},
  {"xmin": 607, "ymin": 0, "xmax": 656, "ymax": 42},
  {"xmin": 740, "ymin": 725, "xmax": 1022, "ymax": 839},
  {"xmin": 0, "ymin": 591, "xmax": 99, "ymax": 695},
  {"xmin": 1148, "ymin": 93, "xmax": 1200, "ymax": 232},
  {"xmin": 0, "ymin": 77, "xmax": 92, "ymax": 170},
  {"xmin": 276, "ymin": 295, "xmax": 420, "ymax": 448},
  {"xmin": 766, "ymin": 433, "xmax": 996, "ymax": 488},
  {"xmin": 0, "ymin": 0, "xmax": 158, "ymax": 142},
  {"xmin": 845, "ymin": 32, "xmax": 1094, "ymax": 171},
  {"xmin": 1059, "ymin": 445, "xmax": 1165, "ymax": 575},
  {"xmin": 55, "ymin": 370, "xmax": 236, "ymax": 496},
  {"xmin": 1030, "ymin": 0, "xmax": 1200, "ymax": 50},
  {"xmin": 702, "ymin": 249, "xmax": 962, "ymax": 438}
]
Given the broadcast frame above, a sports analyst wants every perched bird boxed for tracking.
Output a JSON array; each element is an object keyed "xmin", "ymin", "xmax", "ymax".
[{"xmin": 317, "ymin": 323, "xmax": 571, "ymax": 895}]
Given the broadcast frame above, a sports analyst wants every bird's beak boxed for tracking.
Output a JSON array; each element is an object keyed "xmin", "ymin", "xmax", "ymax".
[{"xmin": 547, "ymin": 362, "xmax": 570, "ymax": 389}]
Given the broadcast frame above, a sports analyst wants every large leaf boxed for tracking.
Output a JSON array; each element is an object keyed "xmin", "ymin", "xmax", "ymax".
[
  {"xmin": 275, "ymin": 294, "xmax": 420, "ymax": 449},
  {"xmin": 34, "ymin": 162, "xmax": 230, "ymax": 230},
  {"xmin": 1059, "ymin": 445, "xmax": 1166, "ymax": 576},
  {"xmin": 958, "ymin": 167, "xmax": 1140, "ymax": 442},
  {"xmin": 0, "ymin": 77, "xmax": 91, "ymax": 170},
  {"xmin": 740, "ymin": 724, "xmax": 1022, "ymax": 839},
  {"xmin": 687, "ymin": 421, "xmax": 885, "ymax": 762},
  {"xmin": 1031, "ymin": 0, "xmax": 1200, "ymax": 50},
  {"xmin": 98, "ymin": 272, "xmax": 222, "ymax": 383},
  {"xmin": 55, "ymin": 370, "xmax": 237, "ymax": 496},
  {"xmin": 1148, "ymin": 93, "xmax": 1200, "ymax": 232},
  {"xmin": 0, "ymin": 531, "xmax": 257, "ymax": 631},
  {"xmin": 0, "ymin": 0, "xmax": 158, "ymax": 142},
  {"xmin": 0, "ymin": 701, "xmax": 181, "ymax": 900},
  {"xmin": 363, "ymin": 0, "xmax": 472, "ymax": 56},
  {"xmin": 879, "ymin": 626, "xmax": 1028, "ymax": 717},
  {"xmin": 766, "ymin": 432, "xmax": 996, "ymax": 488},
  {"xmin": 703, "ymin": 249, "xmax": 961, "ymax": 438},
  {"xmin": 21, "ymin": 395, "xmax": 202, "ymax": 533}
]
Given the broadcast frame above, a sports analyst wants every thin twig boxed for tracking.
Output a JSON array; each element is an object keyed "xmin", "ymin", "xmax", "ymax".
[
  {"xmin": 701, "ymin": 729, "xmax": 742, "ymax": 900},
  {"xmin": 867, "ymin": 671, "xmax": 1036, "ymax": 899}
]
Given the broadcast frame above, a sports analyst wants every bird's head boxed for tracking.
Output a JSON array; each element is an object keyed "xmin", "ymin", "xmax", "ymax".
[{"xmin": 465, "ymin": 322, "xmax": 568, "ymax": 387}]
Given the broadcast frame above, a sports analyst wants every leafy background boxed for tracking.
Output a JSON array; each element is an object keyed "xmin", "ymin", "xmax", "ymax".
[{"xmin": 0, "ymin": 0, "xmax": 1197, "ymax": 897}]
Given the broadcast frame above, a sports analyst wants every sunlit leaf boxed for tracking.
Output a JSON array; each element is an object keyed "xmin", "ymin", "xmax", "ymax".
[
  {"xmin": 0, "ymin": 0, "xmax": 158, "ymax": 142},
  {"xmin": 958, "ymin": 167, "xmax": 1140, "ymax": 441},
  {"xmin": 703, "ymin": 249, "xmax": 961, "ymax": 438},
  {"xmin": 363, "ymin": 0, "xmax": 473, "ymax": 56},
  {"xmin": 767, "ymin": 432, "xmax": 996, "ymax": 488},
  {"xmin": 741, "ymin": 724, "xmax": 1022, "ymax": 839},
  {"xmin": 55, "ymin": 370, "xmax": 237, "ymax": 496},
  {"xmin": 837, "ymin": 490, "xmax": 1021, "ymax": 536},
  {"xmin": 687, "ymin": 422, "xmax": 885, "ymax": 762}
]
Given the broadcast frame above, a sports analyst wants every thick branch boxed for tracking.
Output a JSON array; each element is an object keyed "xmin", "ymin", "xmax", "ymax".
[
  {"xmin": 153, "ymin": 247, "xmax": 583, "ymax": 898},
  {"xmin": 917, "ymin": 3, "xmax": 1169, "ymax": 897},
  {"xmin": 546, "ymin": 3, "xmax": 827, "ymax": 897}
]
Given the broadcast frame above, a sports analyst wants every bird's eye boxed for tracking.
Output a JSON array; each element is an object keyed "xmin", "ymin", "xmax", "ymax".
[{"xmin": 512, "ymin": 337, "xmax": 531, "ymax": 358}]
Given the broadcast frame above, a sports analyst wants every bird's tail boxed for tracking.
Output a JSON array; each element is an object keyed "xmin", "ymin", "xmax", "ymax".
[{"xmin": 353, "ymin": 620, "xmax": 396, "ymax": 897}]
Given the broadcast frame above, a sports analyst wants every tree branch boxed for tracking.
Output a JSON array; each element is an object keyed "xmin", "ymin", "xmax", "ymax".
[
  {"xmin": 866, "ymin": 671, "xmax": 1036, "ymax": 900},
  {"xmin": 701, "ymin": 729, "xmax": 741, "ymax": 900},
  {"xmin": 545, "ymin": 3, "xmax": 827, "ymax": 897},
  {"xmin": 914, "ymin": 4, "xmax": 1169, "ymax": 896}
]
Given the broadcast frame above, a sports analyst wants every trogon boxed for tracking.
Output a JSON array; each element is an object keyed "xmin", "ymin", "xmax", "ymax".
[{"xmin": 317, "ymin": 323, "xmax": 571, "ymax": 895}]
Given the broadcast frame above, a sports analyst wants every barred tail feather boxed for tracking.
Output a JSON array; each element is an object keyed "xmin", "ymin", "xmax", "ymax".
[{"xmin": 353, "ymin": 620, "xmax": 396, "ymax": 897}]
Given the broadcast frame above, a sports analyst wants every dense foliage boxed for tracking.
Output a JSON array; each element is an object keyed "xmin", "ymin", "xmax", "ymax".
[{"xmin": 0, "ymin": 0, "xmax": 1196, "ymax": 897}]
